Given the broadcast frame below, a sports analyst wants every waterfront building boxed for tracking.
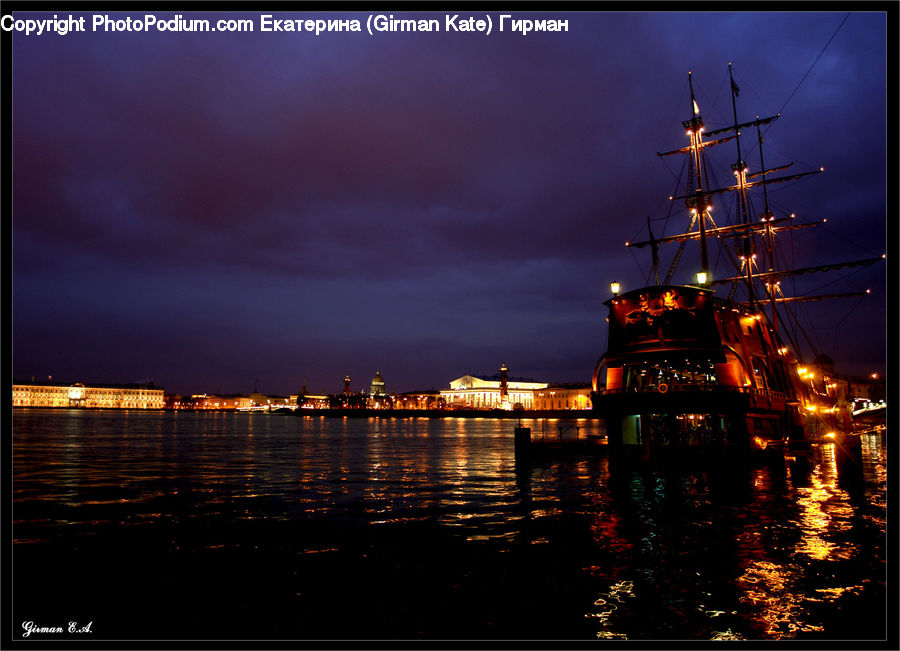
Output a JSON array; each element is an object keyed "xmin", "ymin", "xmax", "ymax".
[
  {"xmin": 440, "ymin": 364, "xmax": 548, "ymax": 410},
  {"xmin": 189, "ymin": 394, "xmax": 255, "ymax": 410},
  {"xmin": 370, "ymin": 371, "xmax": 386, "ymax": 396},
  {"xmin": 330, "ymin": 392, "xmax": 368, "ymax": 409},
  {"xmin": 165, "ymin": 394, "xmax": 185, "ymax": 409},
  {"xmin": 396, "ymin": 390, "xmax": 443, "ymax": 410},
  {"xmin": 296, "ymin": 381, "xmax": 329, "ymax": 409},
  {"xmin": 297, "ymin": 393, "xmax": 330, "ymax": 409},
  {"xmin": 12, "ymin": 382, "xmax": 164, "ymax": 409},
  {"xmin": 331, "ymin": 373, "xmax": 391, "ymax": 409},
  {"xmin": 533, "ymin": 384, "xmax": 593, "ymax": 410},
  {"xmin": 248, "ymin": 392, "xmax": 293, "ymax": 408},
  {"xmin": 183, "ymin": 394, "xmax": 295, "ymax": 410}
]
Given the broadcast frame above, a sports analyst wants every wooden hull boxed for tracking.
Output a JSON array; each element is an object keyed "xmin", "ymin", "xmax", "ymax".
[{"xmin": 592, "ymin": 386, "xmax": 806, "ymax": 454}]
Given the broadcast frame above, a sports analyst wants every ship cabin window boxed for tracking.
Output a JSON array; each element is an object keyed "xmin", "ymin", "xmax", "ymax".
[
  {"xmin": 720, "ymin": 316, "xmax": 739, "ymax": 343},
  {"xmin": 624, "ymin": 358, "xmax": 718, "ymax": 391},
  {"xmin": 751, "ymin": 357, "xmax": 766, "ymax": 389},
  {"xmin": 751, "ymin": 356, "xmax": 779, "ymax": 392}
]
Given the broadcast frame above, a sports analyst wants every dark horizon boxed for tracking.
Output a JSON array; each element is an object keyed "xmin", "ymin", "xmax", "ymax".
[{"xmin": 10, "ymin": 10, "xmax": 890, "ymax": 396}]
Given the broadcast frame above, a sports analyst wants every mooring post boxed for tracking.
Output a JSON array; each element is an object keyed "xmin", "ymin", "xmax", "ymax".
[{"xmin": 514, "ymin": 421, "xmax": 531, "ymax": 455}]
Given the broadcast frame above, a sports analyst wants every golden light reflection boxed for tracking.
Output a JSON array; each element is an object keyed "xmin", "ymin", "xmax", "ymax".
[
  {"xmin": 736, "ymin": 560, "xmax": 825, "ymax": 637},
  {"xmin": 794, "ymin": 445, "xmax": 854, "ymax": 561},
  {"xmin": 734, "ymin": 442, "xmax": 869, "ymax": 638},
  {"xmin": 588, "ymin": 579, "xmax": 635, "ymax": 639}
]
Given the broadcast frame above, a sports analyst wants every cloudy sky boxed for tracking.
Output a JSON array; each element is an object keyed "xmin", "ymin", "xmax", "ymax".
[{"xmin": 11, "ymin": 11, "xmax": 888, "ymax": 395}]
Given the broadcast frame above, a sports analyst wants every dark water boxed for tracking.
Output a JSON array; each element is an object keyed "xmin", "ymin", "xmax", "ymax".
[{"xmin": 12, "ymin": 409, "xmax": 887, "ymax": 642}]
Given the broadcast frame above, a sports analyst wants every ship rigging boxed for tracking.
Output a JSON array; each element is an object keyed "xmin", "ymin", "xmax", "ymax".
[{"xmin": 592, "ymin": 64, "xmax": 884, "ymax": 454}]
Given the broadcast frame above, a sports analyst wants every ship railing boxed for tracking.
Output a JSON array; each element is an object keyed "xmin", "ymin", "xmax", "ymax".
[
  {"xmin": 752, "ymin": 389, "xmax": 788, "ymax": 401},
  {"xmin": 595, "ymin": 385, "xmax": 787, "ymax": 400}
]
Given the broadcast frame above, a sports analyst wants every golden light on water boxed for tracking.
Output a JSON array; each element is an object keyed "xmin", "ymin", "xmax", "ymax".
[
  {"xmin": 732, "ymin": 442, "xmax": 868, "ymax": 638},
  {"xmin": 14, "ymin": 410, "xmax": 886, "ymax": 639},
  {"xmin": 736, "ymin": 561, "xmax": 826, "ymax": 637},
  {"xmin": 795, "ymin": 446, "xmax": 854, "ymax": 561}
]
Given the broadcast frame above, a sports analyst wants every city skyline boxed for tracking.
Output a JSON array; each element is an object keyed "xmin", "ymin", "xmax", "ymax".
[
  {"xmin": 11, "ymin": 11, "xmax": 889, "ymax": 396},
  {"xmin": 11, "ymin": 362, "xmax": 569, "ymax": 397}
]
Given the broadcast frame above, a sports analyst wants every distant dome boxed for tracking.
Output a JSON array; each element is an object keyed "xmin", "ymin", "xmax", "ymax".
[{"xmin": 370, "ymin": 371, "xmax": 386, "ymax": 396}]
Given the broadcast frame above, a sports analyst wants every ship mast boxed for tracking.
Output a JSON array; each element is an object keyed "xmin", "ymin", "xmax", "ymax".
[
  {"xmin": 728, "ymin": 63, "xmax": 756, "ymax": 308},
  {"xmin": 756, "ymin": 117, "xmax": 779, "ymax": 331},
  {"xmin": 634, "ymin": 66, "xmax": 883, "ymax": 348},
  {"xmin": 684, "ymin": 72, "xmax": 711, "ymax": 283}
]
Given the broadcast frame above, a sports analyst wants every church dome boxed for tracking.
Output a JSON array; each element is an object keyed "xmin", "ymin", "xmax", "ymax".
[{"xmin": 370, "ymin": 371, "xmax": 386, "ymax": 396}]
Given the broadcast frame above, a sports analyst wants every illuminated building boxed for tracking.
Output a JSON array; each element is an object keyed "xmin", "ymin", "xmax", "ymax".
[
  {"xmin": 533, "ymin": 384, "xmax": 593, "ymax": 410},
  {"xmin": 296, "ymin": 381, "xmax": 329, "ymax": 409},
  {"xmin": 370, "ymin": 371, "xmax": 386, "ymax": 396},
  {"xmin": 248, "ymin": 392, "xmax": 294, "ymax": 408},
  {"xmin": 12, "ymin": 382, "xmax": 164, "ymax": 409},
  {"xmin": 180, "ymin": 394, "xmax": 295, "ymax": 410},
  {"xmin": 189, "ymin": 394, "xmax": 254, "ymax": 410},
  {"xmin": 440, "ymin": 364, "xmax": 548, "ymax": 409},
  {"xmin": 298, "ymin": 393, "xmax": 329, "ymax": 409},
  {"xmin": 332, "ymin": 374, "xmax": 368, "ymax": 409},
  {"xmin": 396, "ymin": 390, "xmax": 443, "ymax": 410}
]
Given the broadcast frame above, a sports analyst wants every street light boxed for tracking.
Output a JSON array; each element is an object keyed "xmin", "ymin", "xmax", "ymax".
[
  {"xmin": 696, "ymin": 271, "xmax": 708, "ymax": 285},
  {"xmin": 610, "ymin": 281, "xmax": 620, "ymax": 296}
]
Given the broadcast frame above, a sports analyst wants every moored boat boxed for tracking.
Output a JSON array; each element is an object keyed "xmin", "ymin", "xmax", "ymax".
[{"xmin": 591, "ymin": 65, "xmax": 883, "ymax": 457}]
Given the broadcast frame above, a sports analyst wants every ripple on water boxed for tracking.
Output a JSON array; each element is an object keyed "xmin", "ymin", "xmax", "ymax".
[{"xmin": 12, "ymin": 410, "xmax": 887, "ymax": 641}]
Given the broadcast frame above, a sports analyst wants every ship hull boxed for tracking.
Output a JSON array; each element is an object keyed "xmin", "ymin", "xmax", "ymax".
[{"xmin": 592, "ymin": 387, "xmax": 805, "ymax": 457}]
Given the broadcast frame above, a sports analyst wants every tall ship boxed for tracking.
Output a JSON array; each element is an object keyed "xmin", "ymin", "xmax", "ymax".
[{"xmin": 590, "ymin": 65, "xmax": 883, "ymax": 455}]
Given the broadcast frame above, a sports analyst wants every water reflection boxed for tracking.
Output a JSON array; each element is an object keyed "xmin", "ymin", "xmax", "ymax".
[{"xmin": 12, "ymin": 410, "xmax": 886, "ymax": 641}]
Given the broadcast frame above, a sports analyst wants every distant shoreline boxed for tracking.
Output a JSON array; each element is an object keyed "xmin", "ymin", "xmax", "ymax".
[
  {"xmin": 13, "ymin": 406, "xmax": 599, "ymax": 419},
  {"xmin": 289, "ymin": 408, "xmax": 599, "ymax": 419}
]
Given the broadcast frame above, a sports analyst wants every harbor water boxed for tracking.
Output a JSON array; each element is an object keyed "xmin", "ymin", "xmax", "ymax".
[{"xmin": 12, "ymin": 409, "xmax": 887, "ymax": 641}]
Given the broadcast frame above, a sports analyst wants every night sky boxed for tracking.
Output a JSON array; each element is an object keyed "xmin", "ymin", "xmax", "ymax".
[{"xmin": 10, "ymin": 11, "xmax": 888, "ymax": 396}]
